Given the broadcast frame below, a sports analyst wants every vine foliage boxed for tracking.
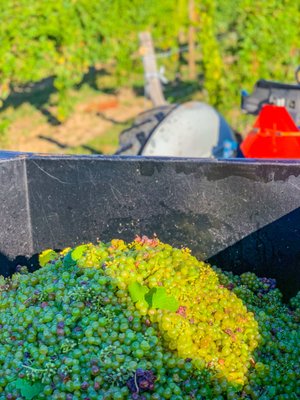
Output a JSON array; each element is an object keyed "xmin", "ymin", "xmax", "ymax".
[{"xmin": 0, "ymin": 0, "xmax": 299, "ymax": 118}]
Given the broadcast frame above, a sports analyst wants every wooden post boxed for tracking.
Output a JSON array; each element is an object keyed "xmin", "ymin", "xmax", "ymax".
[
  {"xmin": 139, "ymin": 32, "xmax": 167, "ymax": 107},
  {"xmin": 188, "ymin": 0, "xmax": 197, "ymax": 80}
]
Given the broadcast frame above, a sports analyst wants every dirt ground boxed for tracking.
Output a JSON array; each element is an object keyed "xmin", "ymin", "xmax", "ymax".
[
  {"xmin": 4, "ymin": 88, "xmax": 151, "ymax": 154},
  {"xmin": 1, "ymin": 79, "xmax": 252, "ymax": 156}
]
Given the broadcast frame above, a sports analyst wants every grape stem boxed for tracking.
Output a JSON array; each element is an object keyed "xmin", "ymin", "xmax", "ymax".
[
  {"xmin": 22, "ymin": 365, "xmax": 47, "ymax": 373},
  {"xmin": 134, "ymin": 371, "xmax": 139, "ymax": 394},
  {"xmin": 143, "ymin": 264, "xmax": 160, "ymax": 281}
]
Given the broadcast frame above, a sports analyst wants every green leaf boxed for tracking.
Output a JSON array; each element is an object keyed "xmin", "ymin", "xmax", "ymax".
[
  {"xmin": 128, "ymin": 282, "xmax": 149, "ymax": 303},
  {"xmin": 144, "ymin": 288, "xmax": 156, "ymax": 307},
  {"xmin": 39, "ymin": 249, "xmax": 57, "ymax": 267},
  {"xmin": 63, "ymin": 251, "xmax": 76, "ymax": 267},
  {"xmin": 14, "ymin": 379, "xmax": 44, "ymax": 400},
  {"xmin": 71, "ymin": 245, "xmax": 88, "ymax": 261},
  {"xmin": 146, "ymin": 287, "xmax": 179, "ymax": 312}
]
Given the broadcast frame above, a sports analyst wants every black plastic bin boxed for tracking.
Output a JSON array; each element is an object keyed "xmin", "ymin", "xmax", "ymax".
[{"xmin": 1, "ymin": 151, "xmax": 300, "ymax": 299}]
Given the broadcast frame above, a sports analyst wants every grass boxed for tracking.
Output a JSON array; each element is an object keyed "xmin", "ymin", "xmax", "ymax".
[
  {"xmin": 0, "ymin": 62, "xmax": 254, "ymax": 153},
  {"xmin": 0, "ymin": 73, "xmax": 135, "ymax": 152},
  {"xmin": 68, "ymin": 120, "xmax": 132, "ymax": 155}
]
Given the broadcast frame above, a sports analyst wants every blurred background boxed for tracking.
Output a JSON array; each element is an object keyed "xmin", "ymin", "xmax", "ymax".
[{"xmin": 0, "ymin": 0, "xmax": 299, "ymax": 155}]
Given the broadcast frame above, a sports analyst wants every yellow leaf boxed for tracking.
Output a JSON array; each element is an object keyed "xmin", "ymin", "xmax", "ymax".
[
  {"xmin": 60, "ymin": 247, "xmax": 71, "ymax": 256},
  {"xmin": 39, "ymin": 249, "xmax": 58, "ymax": 267}
]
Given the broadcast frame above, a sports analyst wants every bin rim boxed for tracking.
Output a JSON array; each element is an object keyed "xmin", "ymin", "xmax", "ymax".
[{"xmin": 2, "ymin": 150, "xmax": 300, "ymax": 166}]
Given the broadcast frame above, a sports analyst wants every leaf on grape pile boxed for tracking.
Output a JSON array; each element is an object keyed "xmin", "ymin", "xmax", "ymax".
[
  {"xmin": 144, "ymin": 288, "xmax": 155, "ymax": 307},
  {"xmin": 145, "ymin": 287, "xmax": 179, "ymax": 312},
  {"xmin": 71, "ymin": 244, "xmax": 88, "ymax": 261},
  {"xmin": 14, "ymin": 379, "xmax": 44, "ymax": 400},
  {"xmin": 39, "ymin": 249, "xmax": 57, "ymax": 267},
  {"xmin": 128, "ymin": 282, "xmax": 149, "ymax": 303},
  {"xmin": 63, "ymin": 251, "xmax": 76, "ymax": 267}
]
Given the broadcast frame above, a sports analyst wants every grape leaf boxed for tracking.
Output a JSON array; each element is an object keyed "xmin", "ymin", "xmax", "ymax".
[
  {"xmin": 128, "ymin": 282, "xmax": 149, "ymax": 303},
  {"xmin": 71, "ymin": 245, "xmax": 88, "ymax": 261},
  {"xmin": 145, "ymin": 287, "xmax": 179, "ymax": 312},
  {"xmin": 144, "ymin": 288, "xmax": 157, "ymax": 306},
  {"xmin": 14, "ymin": 379, "xmax": 44, "ymax": 400},
  {"xmin": 63, "ymin": 251, "xmax": 76, "ymax": 267},
  {"xmin": 39, "ymin": 249, "xmax": 57, "ymax": 267}
]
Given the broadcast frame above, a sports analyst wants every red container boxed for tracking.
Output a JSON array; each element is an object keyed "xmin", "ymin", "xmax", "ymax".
[{"xmin": 241, "ymin": 104, "xmax": 300, "ymax": 158}]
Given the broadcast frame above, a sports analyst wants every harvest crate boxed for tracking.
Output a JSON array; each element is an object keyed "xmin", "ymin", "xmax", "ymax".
[{"xmin": 1, "ymin": 151, "xmax": 300, "ymax": 298}]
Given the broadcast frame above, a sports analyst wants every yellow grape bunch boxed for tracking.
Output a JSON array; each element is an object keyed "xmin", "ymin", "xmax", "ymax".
[{"xmin": 40, "ymin": 236, "xmax": 260, "ymax": 387}]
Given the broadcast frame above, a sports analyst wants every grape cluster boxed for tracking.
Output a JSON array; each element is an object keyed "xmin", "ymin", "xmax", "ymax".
[
  {"xmin": 215, "ymin": 270, "xmax": 300, "ymax": 400},
  {"xmin": 88, "ymin": 238, "xmax": 260, "ymax": 387},
  {"xmin": 0, "ymin": 237, "xmax": 299, "ymax": 400},
  {"xmin": 126, "ymin": 368, "xmax": 156, "ymax": 398},
  {"xmin": 239, "ymin": 272, "xmax": 277, "ymax": 295},
  {"xmin": 290, "ymin": 291, "xmax": 300, "ymax": 322},
  {"xmin": 258, "ymin": 277, "xmax": 277, "ymax": 293}
]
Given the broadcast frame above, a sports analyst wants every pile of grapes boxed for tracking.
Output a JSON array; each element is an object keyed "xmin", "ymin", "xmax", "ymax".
[{"xmin": 0, "ymin": 237, "xmax": 299, "ymax": 400}]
